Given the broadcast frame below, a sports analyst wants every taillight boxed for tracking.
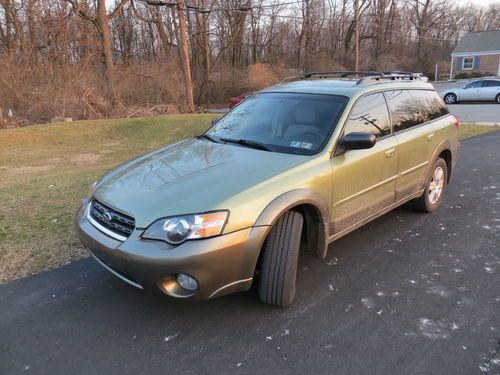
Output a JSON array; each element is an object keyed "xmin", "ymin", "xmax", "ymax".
[{"xmin": 452, "ymin": 116, "xmax": 461, "ymax": 129}]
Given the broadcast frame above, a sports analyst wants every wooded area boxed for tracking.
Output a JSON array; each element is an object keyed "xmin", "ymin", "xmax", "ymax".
[{"xmin": 0, "ymin": 0, "xmax": 498, "ymax": 125}]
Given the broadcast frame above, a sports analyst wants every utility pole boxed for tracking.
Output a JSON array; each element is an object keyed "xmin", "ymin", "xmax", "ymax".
[
  {"xmin": 143, "ymin": 0, "xmax": 195, "ymax": 113},
  {"xmin": 354, "ymin": 0, "xmax": 359, "ymax": 72},
  {"xmin": 176, "ymin": 0, "xmax": 195, "ymax": 112}
]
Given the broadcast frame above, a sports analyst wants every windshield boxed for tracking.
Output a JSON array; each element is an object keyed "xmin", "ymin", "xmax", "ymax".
[{"xmin": 206, "ymin": 92, "xmax": 348, "ymax": 155}]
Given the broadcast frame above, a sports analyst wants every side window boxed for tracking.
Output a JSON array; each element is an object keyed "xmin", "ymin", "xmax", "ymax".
[
  {"xmin": 344, "ymin": 93, "xmax": 391, "ymax": 138},
  {"xmin": 484, "ymin": 80, "xmax": 500, "ymax": 87},
  {"xmin": 465, "ymin": 81, "xmax": 483, "ymax": 89},
  {"xmin": 385, "ymin": 90, "xmax": 448, "ymax": 132},
  {"xmin": 418, "ymin": 90, "xmax": 450, "ymax": 121}
]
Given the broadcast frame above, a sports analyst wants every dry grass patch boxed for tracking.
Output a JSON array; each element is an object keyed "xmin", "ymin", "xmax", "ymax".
[
  {"xmin": 0, "ymin": 114, "xmax": 216, "ymax": 283},
  {"xmin": 459, "ymin": 124, "xmax": 499, "ymax": 140}
]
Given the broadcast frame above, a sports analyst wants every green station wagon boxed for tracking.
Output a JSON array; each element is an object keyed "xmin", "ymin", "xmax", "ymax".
[{"xmin": 75, "ymin": 71, "xmax": 459, "ymax": 306}]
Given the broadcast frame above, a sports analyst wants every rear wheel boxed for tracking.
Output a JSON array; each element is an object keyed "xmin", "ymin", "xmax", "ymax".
[
  {"xmin": 258, "ymin": 211, "xmax": 303, "ymax": 307},
  {"xmin": 444, "ymin": 93, "xmax": 457, "ymax": 104},
  {"xmin": 495, "ymin": 94, "xmax": 500, "ymax": 104},
  {"xmin": 413, "ymin": 158, "xmax": 448, "ymax": 213}
]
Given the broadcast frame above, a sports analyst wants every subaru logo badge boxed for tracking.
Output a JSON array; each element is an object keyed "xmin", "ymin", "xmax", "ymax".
[{"xmin": 103, "ymin": 211, "xmax": 113, "ymax": 223}]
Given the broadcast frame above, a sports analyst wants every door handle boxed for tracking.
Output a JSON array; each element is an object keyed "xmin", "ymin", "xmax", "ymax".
[
  {"xmin": 384, "ymin": 148, "xmax": 395, "ymax": 158},
  {"xmin": 427, "ymin": 133, "xmax": 435, "ymax": 141}
]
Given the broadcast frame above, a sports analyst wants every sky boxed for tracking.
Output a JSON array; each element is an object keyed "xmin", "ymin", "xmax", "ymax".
[{"xmin": 459, "ymin": 0, "xmax": 499, "ymax": 5}]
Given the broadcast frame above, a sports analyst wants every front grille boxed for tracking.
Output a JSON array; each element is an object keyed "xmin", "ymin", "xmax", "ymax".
[{"xmin": 89, "ymin": 199, "xmax": 135, "ymax": 239}]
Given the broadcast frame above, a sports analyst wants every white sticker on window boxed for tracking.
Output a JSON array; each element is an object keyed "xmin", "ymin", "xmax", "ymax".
[
  {"xmin": 300, "ymin": 142, "xmax": 313, "ymax": 149},
  {"xmin": 290, "ymin": 141, "xmax": 313, "ymax": 149}
]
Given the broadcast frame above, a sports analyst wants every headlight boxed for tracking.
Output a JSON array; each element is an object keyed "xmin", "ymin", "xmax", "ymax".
[{"xmin": 142, "ymin": 211, "xmax": 229, "ymax": 245}]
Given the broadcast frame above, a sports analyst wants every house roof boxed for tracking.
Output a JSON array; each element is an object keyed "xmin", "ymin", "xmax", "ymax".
[{"xmin": 453, "ymin": 30, "xmax": 500, "ymax": 54}]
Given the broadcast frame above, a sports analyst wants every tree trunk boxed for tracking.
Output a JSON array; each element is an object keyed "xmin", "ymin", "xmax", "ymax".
[{"xmin": 97, "ymin": 0, "xmax": 116, "ymax": 99}]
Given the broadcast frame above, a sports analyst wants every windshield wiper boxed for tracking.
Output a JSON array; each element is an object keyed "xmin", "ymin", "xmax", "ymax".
[
  {"xmin": 195, "ymin": 134, "xmax": 219, "ymax": 143},
  {"xmin": 220, "ymin": 138, "xmax": 273, "ymax": 152}
]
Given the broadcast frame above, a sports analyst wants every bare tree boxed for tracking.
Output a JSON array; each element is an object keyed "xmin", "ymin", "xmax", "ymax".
[{"xmin": 65, "ymin": 0, "xmax": 129, "ymax": 98}]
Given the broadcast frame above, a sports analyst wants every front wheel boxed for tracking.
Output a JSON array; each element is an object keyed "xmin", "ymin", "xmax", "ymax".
[
  {"xmin": 444, "ymin": 93, "xmax": 457, "ymax": 104},
  {"xmin": 258, "ymin": 211, "xmax": 303, "ymax": 307},
  {"xmin": 495, "ymin": 94, "xmax": 500, "ymax": 104},
  {"xmin": 413, "ymin": 158, "xmax": 448, "ymax": 213}
]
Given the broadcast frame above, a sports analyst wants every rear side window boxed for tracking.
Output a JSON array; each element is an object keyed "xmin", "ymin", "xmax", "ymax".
[
  {"xmin": 385, "ymin": 90, "xmax": 449, "ymax": 132},
  {"xmin": 344, "ymin": 93, "xmax": 391, "ymax": 137},
  {"xmin": 484, "ymin": 80, "xmax": 500, "ymax": 87}
]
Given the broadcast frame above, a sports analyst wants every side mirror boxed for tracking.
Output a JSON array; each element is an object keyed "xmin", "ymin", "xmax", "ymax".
[
  {"xmin": 211, "ymin": 117, "xmax": 221, "ymax": 125},
  {"xmin": 342, "ymin": 132, "xmax": 376, "ymax": 150}
]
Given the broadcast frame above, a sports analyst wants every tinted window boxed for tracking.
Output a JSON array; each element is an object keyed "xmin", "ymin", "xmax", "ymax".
[
  {"xmin": 343, "ymin": 93, "xmax": 391, "ymax": 137},
  {"xmin": 207, "ymin": 93, "xmax": 348, "ymax": 155},
  {"xmin": 385, "ymin": 90, "xmax": 449, "ymax": 132},
  {"xmin": 483, "ymin": 80, "xmax": 500, "ymax": 87}
]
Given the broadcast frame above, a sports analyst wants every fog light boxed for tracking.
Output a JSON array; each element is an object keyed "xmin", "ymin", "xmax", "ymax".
[{"xmin": 177, "ymin": 274, "xmax": 198, "ymax": 291}]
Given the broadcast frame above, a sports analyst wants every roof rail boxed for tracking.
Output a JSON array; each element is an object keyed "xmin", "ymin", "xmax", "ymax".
[
  {"xmin": 281, "ymin": 70, "xmax": 427, "ymax": 84},
  {"xmin": 303, "ymin": 71, "xmax": 382, "ymax": 79},
  {"xmin": 356, "ymin": 72, "xmax": 425, "ymax": 85},
  {"xmin": 281, "ymin": 71, "xmax": 381, "ymax": 82}
]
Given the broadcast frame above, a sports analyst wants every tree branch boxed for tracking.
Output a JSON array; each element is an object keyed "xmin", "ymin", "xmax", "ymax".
[
  {"xmin": 108, "ymin": 0, "xmax": 130, "ymax": 19},
  {"xmin": 63, "ymin": 0, "xmax": 96, "ymax": 22}
]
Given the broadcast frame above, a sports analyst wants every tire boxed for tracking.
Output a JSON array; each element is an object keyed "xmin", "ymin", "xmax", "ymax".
[
  {"xmin": 412, "ymin": 158, "xmax": 448, "ymax": 213},
  {"xmin": 444, "ymin": 93, "xmax": 457, "ymax": 104},
  {"xmin": 258, "ymin": 211, "xmax": 303, "ymax": 307},
  {"xmin": 495, "ymin": 94, "xmax": 500, "ymax": 104}
]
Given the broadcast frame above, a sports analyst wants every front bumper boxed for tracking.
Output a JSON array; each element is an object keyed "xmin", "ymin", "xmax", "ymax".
[{"xmin": 75, "ymin": 204, "xmax": 269, "ymax": 300}]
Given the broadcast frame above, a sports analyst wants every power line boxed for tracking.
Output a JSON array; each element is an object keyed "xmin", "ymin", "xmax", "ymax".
[
  {"xmin": 140, "ymin": 0, "xmax": 307, "ymax": 13},
  {"xmin": 139, "ymin": 0, "xmax": 460, "ymax": 42}
]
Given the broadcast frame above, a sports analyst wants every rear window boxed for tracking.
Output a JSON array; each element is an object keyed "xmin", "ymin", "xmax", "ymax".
[{"xmin": 384, "ymin": 90, "xmax": 449, "ymax": 132}]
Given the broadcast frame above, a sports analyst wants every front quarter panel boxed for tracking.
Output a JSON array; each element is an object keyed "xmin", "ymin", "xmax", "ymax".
[{"xmin": 222, "ymin": 154, "xmax": 333, "ymax": 235}]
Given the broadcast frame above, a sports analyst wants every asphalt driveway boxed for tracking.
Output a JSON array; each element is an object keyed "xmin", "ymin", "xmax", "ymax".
[
  {"xmin": 448, "ymin": 104, "xmax": 500, "ymax": 124},
  {"xmin": 2, "ymin": 132, "xmax": 500, "ymax": 375}
]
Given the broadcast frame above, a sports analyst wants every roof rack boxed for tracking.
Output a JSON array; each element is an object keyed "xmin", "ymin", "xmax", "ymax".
[
  {"xmin": 357, "ymin": 72, "xmax": 425, "ymax": 85},
  {"xmin": 282, "ymin": 70, "xmax": 427, "ymax": 85},
  {"xmin": 303, "ymin": 71, "xmax": 381, "ymax": 79}
]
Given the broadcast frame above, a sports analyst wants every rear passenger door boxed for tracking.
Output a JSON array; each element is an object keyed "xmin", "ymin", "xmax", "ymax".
[
  {"xmin": 330, "ymin": 93, "xmax": 398, "ymax": 234},
  {"xmin": 385, "ymin": 90, "xmax": 444, "ymax": 200}
]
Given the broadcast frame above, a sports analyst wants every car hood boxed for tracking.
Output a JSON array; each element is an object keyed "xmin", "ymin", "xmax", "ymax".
[{"xmin": 93, "ymin": 138, "xmax": 306, "ymax": 228}]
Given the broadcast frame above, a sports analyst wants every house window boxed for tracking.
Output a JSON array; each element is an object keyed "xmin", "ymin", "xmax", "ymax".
[{"xmin": 462, "ymin": 57, "xmax": 474, "ymax": 70}]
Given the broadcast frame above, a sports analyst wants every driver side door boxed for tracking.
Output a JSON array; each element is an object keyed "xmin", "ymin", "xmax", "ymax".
[
  {"xmin": 460, "ymin": 81, "xmax": 484, "ymax": 101},
  {"xmin": 330, "ymin": 93, "xmax": 398, "ymax": 235}
]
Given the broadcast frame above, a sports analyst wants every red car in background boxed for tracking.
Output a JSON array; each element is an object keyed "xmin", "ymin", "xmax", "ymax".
[{"xmin": 228, "ymin": 92, "xmax": 253, "ymax": 108}]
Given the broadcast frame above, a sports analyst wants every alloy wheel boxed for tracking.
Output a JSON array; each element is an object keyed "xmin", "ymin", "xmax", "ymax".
[
  {"xmin": 444, "ymin": 94, "xmax": 456, "ymax": 104},
  {"xmin": 428, "ymin": 166, "xmax": 445, "ymax": 204}
]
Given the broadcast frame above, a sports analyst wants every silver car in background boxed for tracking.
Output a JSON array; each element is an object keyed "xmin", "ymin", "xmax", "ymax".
[{"xmin": 442, "ymin": 79, "xmax": 500, "ymax": 104}]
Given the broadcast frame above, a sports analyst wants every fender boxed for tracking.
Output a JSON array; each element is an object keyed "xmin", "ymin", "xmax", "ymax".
[
  {"xmin": 427, "ymin": 139, "xmax": 454, "ymax": 184},
  {"xmin": 254, "ymin": 189, "xmax": 330, "ymax": 258}
]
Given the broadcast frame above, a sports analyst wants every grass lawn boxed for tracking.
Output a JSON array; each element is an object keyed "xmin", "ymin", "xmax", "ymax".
[
  {"xmin": 0, "ymin": 114, "xmax": 216, "ymax": 283},
  {"xmin": 0, "ymin": 118, "xmax": 498, "ymax": 283},
  {"xmin": 458, "ymin": 123, "xmax": 500, "ymax": 139}
]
